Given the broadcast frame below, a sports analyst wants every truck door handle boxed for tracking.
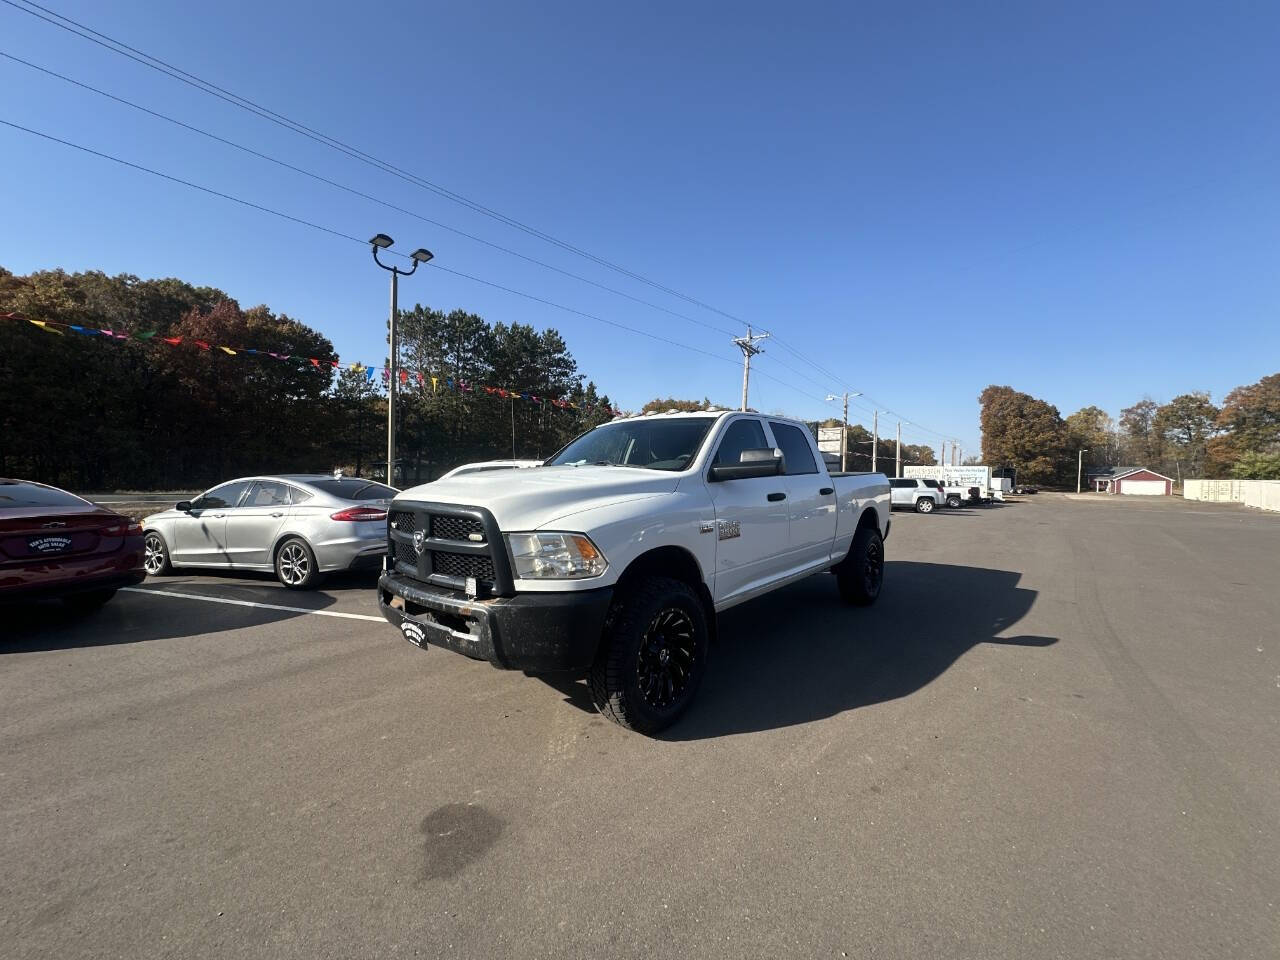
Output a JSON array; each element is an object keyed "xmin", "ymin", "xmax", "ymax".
[
  {"xmin": 819, "ymin": 487, "xmax": 834, "ymax": 496},
  {"xmin": 767, "ymin": 492, "xmax": 786, "ymax": 502},
  {"xmin": 271, "ymin": 512, "xmax": 284, "ymax": 518}
]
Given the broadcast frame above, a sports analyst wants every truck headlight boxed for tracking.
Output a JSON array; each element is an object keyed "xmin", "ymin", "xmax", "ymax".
[{"xmin": 507, "ymin": 532, "xmax": 608, "ymax": 580}]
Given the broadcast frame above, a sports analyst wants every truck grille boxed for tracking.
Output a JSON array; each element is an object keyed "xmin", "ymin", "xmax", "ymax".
[
  {"xmin": 430, "ymin": 514, "xmax": 483, "ymax": 543},
  {"xmin": 386, "ymin": 502, "xmax": 510, "ymax": 596},
  {"xmin": 430, "ymin": 550, "xmax": 495, "ymax": 582},
  {"xmin": 395, "ymin": 540, "xmax": 418, "ymax": 567}
]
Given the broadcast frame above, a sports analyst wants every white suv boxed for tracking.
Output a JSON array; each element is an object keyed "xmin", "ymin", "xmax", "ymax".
[{"xmin": 888, "ymin": 477, "xmax": 942, "ymax": 513}]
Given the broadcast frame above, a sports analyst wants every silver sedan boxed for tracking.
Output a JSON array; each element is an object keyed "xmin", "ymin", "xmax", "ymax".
[{"xmin": 141, "ymin": 475, "xmax": 396, "ymax": 589}]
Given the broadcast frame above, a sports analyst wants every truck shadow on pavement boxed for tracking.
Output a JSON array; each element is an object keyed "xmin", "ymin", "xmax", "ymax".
[{"xmin": 664, "ymin": 560, "xmax": 1055, "ymax": 739}]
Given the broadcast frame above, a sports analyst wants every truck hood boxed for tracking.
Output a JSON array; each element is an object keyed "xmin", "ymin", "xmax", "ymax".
[{"xmin": 395, "ymin": 465, "xmax": 681, "ymax": 531}]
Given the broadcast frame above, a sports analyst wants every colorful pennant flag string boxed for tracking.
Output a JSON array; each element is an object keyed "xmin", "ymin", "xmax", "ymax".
[{"xmin": 1, "ymin": 311, "xmax": 621, "ymax": 416}]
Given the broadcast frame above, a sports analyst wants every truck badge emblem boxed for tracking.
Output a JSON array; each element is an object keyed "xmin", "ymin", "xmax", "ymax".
[
  {"xmin": 699, "ymin": 522, "xmax": 715, "ymax": 534},
  {"xmin": 413, "ymin": 529, "xmax": 426, "ymax": 555},
  {"xmin": 718, "ymin": 520, "xmax": 741, "ymax": 540}
]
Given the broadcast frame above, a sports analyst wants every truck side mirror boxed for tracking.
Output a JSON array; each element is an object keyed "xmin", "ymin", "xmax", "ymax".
[{"xmin": 709, "ymin": 448, "xmax": 785, "ymax": 482}]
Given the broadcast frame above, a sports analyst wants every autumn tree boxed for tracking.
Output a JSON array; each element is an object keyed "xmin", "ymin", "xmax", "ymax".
[
  {"xmin": 0, "ymin": 267, "xmax": 616, "ymax": 489},
  {"xmin": 1153, "ymin": 392, "xmax": 1219, "ymax": 479},
  {"xmin": 1210, "ymin": 373, "xmax": 1280, "ymax": 476},
  {"xmin": 978, "ymin": 385, "xmax": 1067, "ymax": 484},
  {"xmin": 1064, "ymin": 406, "xmax": 1117, "ymax": 468},
  {"xmin": 641, "ymin": 396, "xmax": 715, "ymax": 413},
  {"xmin": 1119, "ymin": 398, "xmax": 1163, "ymax": 466}
]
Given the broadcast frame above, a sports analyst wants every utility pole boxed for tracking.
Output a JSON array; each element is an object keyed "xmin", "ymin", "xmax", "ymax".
[
  {"xmin": 1077, "ymin": 448, "xmax": 1088, "ymax": 494},
  {"xmin": 895, "ymin": 421, "xmax": 902, "ymax": 478},
  {"xmin": 732, "ymin": 326, "xmax": 770, "ymax": 411},
  {"xmin": 824, "ymin": 391, "xmax": 861, "ymax": 472},
  {"xmin": 871, "ymin": 410, "xmax": 879, "ymax": 473},
  {"xmin": 842, "ymin": 393, "xmax": 849, "ymax": 472}
]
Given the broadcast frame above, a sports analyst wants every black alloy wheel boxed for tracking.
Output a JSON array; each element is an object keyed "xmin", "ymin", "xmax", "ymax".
[
  {"xmin": 837, "ymin": 525, "xmax": 885, "ymax": 606},
  {"xmin": 589, "ymin": 576, "xmax": 710, "ymax": 735},
  {"xmin": 636, "ymin": 607, "xmax": 698, "ymax": 709}
]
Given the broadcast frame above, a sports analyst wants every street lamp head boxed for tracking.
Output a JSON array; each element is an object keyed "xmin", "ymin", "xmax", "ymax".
[
  {"xmin": 410, "ymin": 248, "xmax": 434, "ymax": 264},
  {"xmin": 825, "ymin": 395, "xmax": 837, "ymax": 402},
  {"xmin": 369, "ymin": 233, "xmax": 394, "ymax": 249}
]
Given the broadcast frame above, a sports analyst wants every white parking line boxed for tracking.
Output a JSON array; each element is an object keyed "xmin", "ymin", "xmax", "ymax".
[{"xmin": 121, "ymin": 587, "xmax": 385, "ymax": 622}]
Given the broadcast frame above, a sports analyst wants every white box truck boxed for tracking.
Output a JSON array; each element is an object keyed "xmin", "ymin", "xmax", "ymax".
[{"xmin": 904, "ymin": 464, "xmax": 1003, "ymax": 503}]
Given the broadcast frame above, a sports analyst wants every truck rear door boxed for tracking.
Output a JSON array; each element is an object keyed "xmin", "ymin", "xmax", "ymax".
[{"xmin": 768, "ymin": 420, "xmax": 838, "ymax": 571}]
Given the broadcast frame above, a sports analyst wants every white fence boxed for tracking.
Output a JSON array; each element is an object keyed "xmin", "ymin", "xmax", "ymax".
[{"xmin": 1184, "ymin": 479, "xmax": 1280, "ymax": 512}]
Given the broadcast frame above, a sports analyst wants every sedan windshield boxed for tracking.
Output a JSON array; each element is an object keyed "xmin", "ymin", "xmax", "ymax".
[{"xmin": 547, "ymin": 418, "xmax": 716, "ymax": 471}]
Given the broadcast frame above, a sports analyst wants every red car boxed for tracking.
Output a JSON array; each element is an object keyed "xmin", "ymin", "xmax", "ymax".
[{"xmin": 0, "ymin": 479, "xmax": 145, "ymax": 609}]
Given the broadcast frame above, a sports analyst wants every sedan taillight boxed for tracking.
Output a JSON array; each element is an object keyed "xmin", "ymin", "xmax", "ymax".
[
  {"xmin": 102, "ymin": 520, "xmax": 144, "ymax": 536},
  {"xmin": 330, "ymin": 507, "xmax": 388, "ymax": 522}
]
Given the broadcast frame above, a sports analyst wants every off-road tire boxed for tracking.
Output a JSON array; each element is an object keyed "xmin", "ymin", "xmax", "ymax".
[
  {"xmin": 915, "ymin": 497, "xmax": 934, "ymax": 514},
  {"xmin": 836, "ymin": 525, "xmax": 885, "ymax": 607},
  {"xmin": 588, "ymin": 576, "xmax": 709, "ymax": 735}
]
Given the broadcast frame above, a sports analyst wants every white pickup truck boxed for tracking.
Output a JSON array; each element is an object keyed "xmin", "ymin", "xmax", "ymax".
[{"xmin": 378, "ymin": 411, "xmax": 891, "ymax": 734}]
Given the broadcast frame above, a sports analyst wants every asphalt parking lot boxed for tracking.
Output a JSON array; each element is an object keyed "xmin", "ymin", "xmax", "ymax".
[{"xmin": 4, "ymin": 495, "xmax": 1279, "ymax": 959}]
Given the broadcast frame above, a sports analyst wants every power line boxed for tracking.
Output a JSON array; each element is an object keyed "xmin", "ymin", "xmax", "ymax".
[
  {"xmin": 0, "ymin": 0, "xmax": 969, "ymax": 441},
  {"xmin": 1, "ymin": 0, "xmax": 750, "ymax": 326},
  {"xmin": 2, "ymin": 118, "xmax": 864, "ymax": 410},
  {"xmin": 0, "ymin": 49, "xmax": 741, "ymax": 340}
]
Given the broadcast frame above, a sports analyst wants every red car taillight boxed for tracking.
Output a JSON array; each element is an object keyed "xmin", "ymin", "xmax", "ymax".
[
  {"xmin": 101, "ymin": 520, "xmax": 144, "ymax": 536},
  {"xmin": 330, "ymin": 507, "xmax": 388, "ymax": 522}
]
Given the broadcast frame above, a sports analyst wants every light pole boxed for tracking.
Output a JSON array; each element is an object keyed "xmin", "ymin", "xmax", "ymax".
[
  {"xmin": 370, "ymin": 234, "xmax": 433, "ymax": 486},
  {"xmin": 825, "ymin": 391, "xmax": 862, "ymax": 472},
  {"xmin": 1077, "ymin": 448, "xmax": 1088, "ymax": 494}
]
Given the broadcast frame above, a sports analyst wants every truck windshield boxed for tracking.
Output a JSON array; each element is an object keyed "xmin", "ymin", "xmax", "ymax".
[{"xmin": 547, "ymin": 417, "xmax": 716, "ymax": 471}]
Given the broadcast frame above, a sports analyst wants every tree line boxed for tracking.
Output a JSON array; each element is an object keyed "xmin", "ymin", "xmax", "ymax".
[
  {"xmin": 979, "ymin": 379, "xmax": 1280, "ymax": 485},
  {"xmin": 0, "ymin": 267, "xmax": 614, "ymax": 490}
]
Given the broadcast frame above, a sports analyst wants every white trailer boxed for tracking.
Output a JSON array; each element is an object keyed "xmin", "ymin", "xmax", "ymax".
[{"xmin": 904, "ymin": 464, "xmax": 1003, "ymax": 502}]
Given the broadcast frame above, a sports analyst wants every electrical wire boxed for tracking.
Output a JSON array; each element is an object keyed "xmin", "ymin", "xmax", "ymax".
[
  {"xmin": 0, "ymin": 0, "xmax": 970, "ymax": 439},
  {"xmin": 0, "ymin": 0, "xmax": 749, "ymax": 326},
  {"xmin": 2, "ymin": 119, "xmax": 859, "ymax": 406},
  {"xmin": 0, "ymin": 50, "xmax": 741, "ymax": 340}
]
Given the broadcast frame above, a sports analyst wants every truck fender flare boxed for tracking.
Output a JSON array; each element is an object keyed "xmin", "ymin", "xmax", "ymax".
[{"xmin": 614, "ymin": 545, "xmax": 717, "ymax": 641}]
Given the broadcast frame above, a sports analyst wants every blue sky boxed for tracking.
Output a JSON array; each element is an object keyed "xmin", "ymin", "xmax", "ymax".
[{"xmin": 3, "ymin": 0, "xmax": 1278, "ymax": 454}]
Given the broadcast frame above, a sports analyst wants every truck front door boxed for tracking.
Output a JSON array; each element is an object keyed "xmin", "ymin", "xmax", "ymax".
[{"xmin": 705, "ymin": 417, "xmax": 791, "ymax": 607}]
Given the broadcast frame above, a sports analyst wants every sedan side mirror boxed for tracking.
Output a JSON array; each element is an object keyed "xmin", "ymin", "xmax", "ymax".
[
  {"xmin": 175, "ymin": 500, "xmax": 193, "ymax": 512},
  {"xmin": 708, "ymin": 448, "xmax": 785, "ymax": 482}
]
